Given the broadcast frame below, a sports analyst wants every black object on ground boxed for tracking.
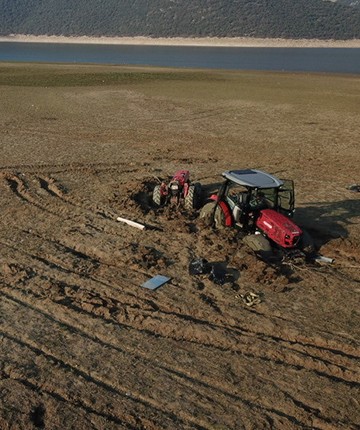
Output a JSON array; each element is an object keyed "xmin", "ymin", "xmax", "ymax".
[
  {"xmin": 189, "ymin": 258, "xmax": 239, "ymax": 285},
  {"xmin": 189, "ymin": 258, "xmax": 211, "ymax": 275},
  {"xmin": 208, "ymin": 264, "xmax": 227, "ymax": 285},
  {"xmin": 348, "ymin": 184, "xmax": 360, "ymax": 192}
]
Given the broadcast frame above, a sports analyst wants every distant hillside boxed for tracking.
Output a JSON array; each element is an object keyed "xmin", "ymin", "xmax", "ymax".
[{"xmin": 0, "ymin": 0, "xmax": 359, "ymax": 40}]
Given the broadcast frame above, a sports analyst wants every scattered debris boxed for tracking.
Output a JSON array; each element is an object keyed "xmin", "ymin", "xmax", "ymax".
[
  {"xmin": 189, "ymin": 258, "xmax": 211, "ymax": 275},
  {"xmin": 314, "ymin": 255, "xmax": 334, "ymax": 264},
  {"xmin": 141, "ymin": 275, "xmax": 171, "ymax": 290},
  {"xmin": 347, "ymin": 184, "xmax": 360, "ymax": 192},
  {"xmin": 189, "ymin": 257, "xmax": 238, "ymax": 285},
  {"xmin": 208, "ymin": 264, "xmax": 227, "ymax": 285},
  {"xmin": 240, "ymin": 292, "xmax": 262, "ymax": 307},
  {"xmin": 117, "ymin": 216, "xmax": 146, "ymax": 230}
]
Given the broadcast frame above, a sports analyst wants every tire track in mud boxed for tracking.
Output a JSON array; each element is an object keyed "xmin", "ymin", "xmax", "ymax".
[
  {"xmin": 0, "ymin": 235, "xmax": 145, "ymax": 293},
  {"xmin": 324, "ymin": 265, "xmax": 360, "ymax": 285},
  {"xmin": 2, "ymin": 240, "xmax": 359, "ymax": 397},
  {"xmin": 1, "ymin": 299, "xmax": 244, "ymax": 430},
  {"xmin": 0, "ymin": 368, "xmax": 136, "ymax": 430},
  {"xmin": 3, "ymin": 286, "xmax": 358, "ymax": 430},
  {"xmin": 2, "ymin": 232, "xmax": 358, "ymax": 355},
  {"xmin": 2, "ymin": 229, "xmax": 359, "ymax": 388},
  {"xmin": 0, "ymin": 172, "xmax": 136, "ymax": 241},
  {"xmin": 1, "ymin": 172, "xmax": 81, "ymax": 221},
  {"xmin": 35, "ymin": 174, "xmax": 118, "ymax": 222},
  {"xmin": 1, "ymin": 290, "xmax": 337, "ymax": 430},
  {"xmin": 1, "ymin": 170, "xmax": 359, "ymax": 427},
  {"xmin": 1, "ymin": 337, "xmax": 193, "ymax": 430},
  {"xmin": 0, "ymin": 161, "xmax": 131, "ymax": 175},
  {"xmin": 37, "ymin": 172, "xmax": 156, "ymax": 242},
  {"xmin": 4, "ymin": 176, "xmax": 28, "ymax": 203},
  {"xmin": 2, "ymin": 172, "xmax": 45, "ymax": 207}
]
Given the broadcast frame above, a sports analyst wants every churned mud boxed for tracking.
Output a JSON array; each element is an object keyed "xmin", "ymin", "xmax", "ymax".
[{"xmin": 0, "ymin": 64, "xmax": 359, "ymax": 429}]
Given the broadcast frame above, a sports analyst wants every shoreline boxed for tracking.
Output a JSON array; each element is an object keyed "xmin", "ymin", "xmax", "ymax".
[{"xmin": 1, "ymin": 34, "xmax": 360, "ymax": 48}]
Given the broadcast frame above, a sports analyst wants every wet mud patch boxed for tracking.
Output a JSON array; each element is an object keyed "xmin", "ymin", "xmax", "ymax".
[
  {"xmin": 103, "ymin": 174, "xmax": 323, "ymax": 292},
  {"xmin": 111, "ymin": 177, "xmax": 160, "ymax": 214},
  {"xmin": 131, "ymin": 177, "xmax": 160, "ymax": 213},
  {"xmin": 157, "ymin": 204, "xmax": 199, "ymax": 229}
]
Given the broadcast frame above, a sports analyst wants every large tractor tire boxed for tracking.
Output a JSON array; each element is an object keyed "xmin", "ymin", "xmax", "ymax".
[
  {"xmin": 184, "ymin": 183, "xmax": 202, "ymax": 210},
  {"xmin": 199, "ymin": 201, "xmax": 226, "ymax": 228},
  {"xmin": 152, "ymin": 185, "xmax": 164, "ymax": 206},
  {"xmin": 243, "ymin": 234, "xmax": 273, "ymax": 260},
  {"xmin": 243, "ymin": 234, "xmax": 272, "ymax": 252},
  {"xmin": 298, "ymin": 229, "xmax": 315, "ymax": 255}
]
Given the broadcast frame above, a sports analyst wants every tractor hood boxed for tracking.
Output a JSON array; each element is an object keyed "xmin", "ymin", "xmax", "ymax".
[{"xmin": 222, "ymin": 169, "xmax": 284, "ymax": 189}]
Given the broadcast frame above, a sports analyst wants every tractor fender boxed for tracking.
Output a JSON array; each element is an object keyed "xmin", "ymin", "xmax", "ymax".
[{"xmin": 209, "ymin": 195, "xmax": 233, "ymax": 227}]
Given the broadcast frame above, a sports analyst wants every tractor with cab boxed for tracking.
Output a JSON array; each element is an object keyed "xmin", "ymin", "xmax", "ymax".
[{"xmin": 199, "ymin": 169, "xmax": 314, "ymax": 257}]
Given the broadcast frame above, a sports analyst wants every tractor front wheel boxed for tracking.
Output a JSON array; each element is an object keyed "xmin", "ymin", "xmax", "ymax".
[
  {"xmin": 298, "ymin": 229, "xmax": 315, "ymax": 255},
  {"xmin": 199, "ymin": 202, "xmax": 226, "ymax": 228},
  {"xmin": 243, "ymin": 234, "xmax": 273, "ymax": 259}
]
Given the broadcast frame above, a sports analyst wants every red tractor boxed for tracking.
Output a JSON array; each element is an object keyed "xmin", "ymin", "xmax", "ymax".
[
  {"xmin": 200, "ymin": 169, "xmax": 314, "ymax": 257},
  {"xmin": 153, "ymin": 170, "xmax": 202, "ymax": 210}
]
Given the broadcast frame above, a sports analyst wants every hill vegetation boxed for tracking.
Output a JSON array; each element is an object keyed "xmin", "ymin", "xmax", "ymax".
[{"xmin": 0, "ymin": 0, "xmax": 359, "ymax": 40}]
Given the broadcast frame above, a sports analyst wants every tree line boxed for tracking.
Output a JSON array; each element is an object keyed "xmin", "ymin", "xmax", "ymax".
[{"xmin": 0, "ymin": 0, "xmax": 359, "ymax": 39}]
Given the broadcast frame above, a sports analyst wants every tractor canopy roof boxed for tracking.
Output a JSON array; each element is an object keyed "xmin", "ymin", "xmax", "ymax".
[{"xmin": 222, "ymin": 169, "xmax": 284, "ymax": 189}]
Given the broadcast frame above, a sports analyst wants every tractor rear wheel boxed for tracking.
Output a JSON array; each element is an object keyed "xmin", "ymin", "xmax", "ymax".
[
  {"xmin": 184, "ymin": 183, "xmax": 202, "ymax": 210},
  {"xmin": 199, "ymin": 201, "xmax": 226, "ymax": 228},
  {"xmin": 152, "ymin": 185, "xmax": 164, "ymax": 206}
]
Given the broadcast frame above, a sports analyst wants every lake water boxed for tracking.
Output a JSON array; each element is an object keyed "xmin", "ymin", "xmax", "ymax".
[{"xmin": 0, "ymin": 42, "xmax": 359, "ymax": 74}]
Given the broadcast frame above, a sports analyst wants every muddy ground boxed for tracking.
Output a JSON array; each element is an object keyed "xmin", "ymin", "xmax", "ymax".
[{"xmin": 0, "ymin": 63, "xmax": 359, "ymax": 429}]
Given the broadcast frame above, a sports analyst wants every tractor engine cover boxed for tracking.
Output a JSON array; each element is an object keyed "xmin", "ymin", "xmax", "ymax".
[
  {"xmin": 256, "ymin": 209, "xmax": 302, "ymax": 248},
  {"xmin": 169, "ymin": 170, "xmax": 190, "ymax": 198},
  {"xmin": 172, "ymin": 170, "xmax": 190, "ymax": 186}
]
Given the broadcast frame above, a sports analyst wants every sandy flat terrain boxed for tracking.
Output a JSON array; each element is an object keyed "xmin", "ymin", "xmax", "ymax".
[
  {"xmin": 0, "ymin": 63, "xmax": 359, "ymax": 429},
  {"xmin": 1, "ymin": 34, "xmax": 360, "ymax": 47}
]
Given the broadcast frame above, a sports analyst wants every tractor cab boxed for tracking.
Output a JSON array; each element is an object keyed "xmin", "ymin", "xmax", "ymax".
[
  {"xmin": 200, "ymin": 169, "xmax": 314, "ymax": 256},
  {"xmin": 219, "ymin": 169, "xmax": 295, "ymax": 226}
]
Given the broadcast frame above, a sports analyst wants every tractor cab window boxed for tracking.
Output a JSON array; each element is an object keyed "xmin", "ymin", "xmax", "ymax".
[
  {"xmin": 255, "ymin": 188, "xmax": 276, "ymax": 209},
  {"xmin": 227, "ymin": 184, "xmax": 248, "ymax": 209},
  {"xmin": 278, "ymin": 179, "xmax": 295, "ymax": 216},
  {"xmin": 249, "ymin": 190, "xmax": 270, "ymax": 210}
]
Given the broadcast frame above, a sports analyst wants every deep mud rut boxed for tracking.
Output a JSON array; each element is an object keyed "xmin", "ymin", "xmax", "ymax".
[{"xmin": 0, "ymin": 67, "xmax": 360, "ymax": 429}]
